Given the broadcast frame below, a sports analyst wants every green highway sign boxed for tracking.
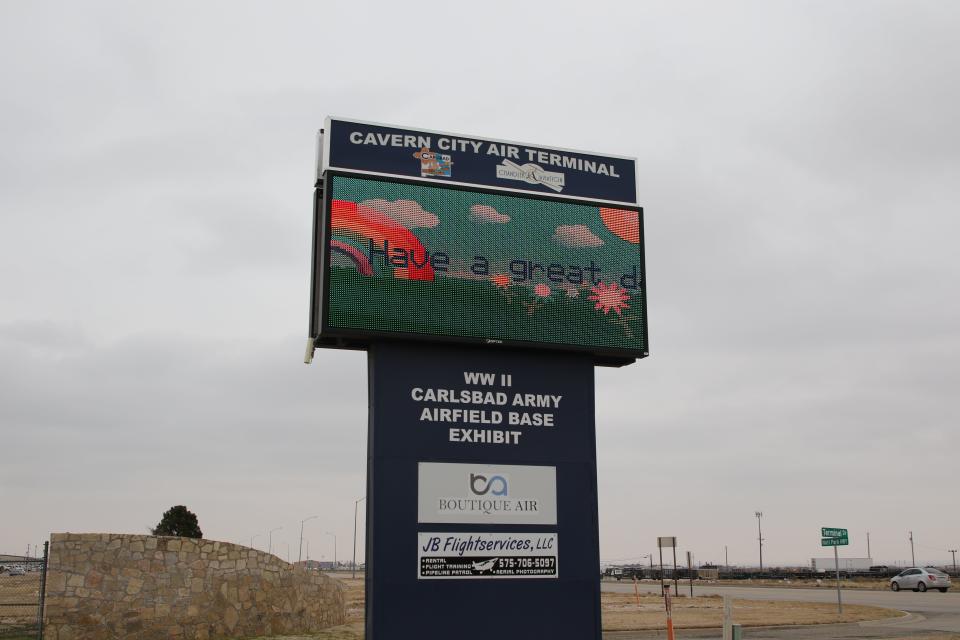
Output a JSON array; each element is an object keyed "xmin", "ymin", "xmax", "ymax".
[
  {"xmin": 822, "ymin": 527, "xmax": 848, "ymax": 538},
  {"xmin": 822, "ymin": 537, "xmax": 849, "ymax": 547}
]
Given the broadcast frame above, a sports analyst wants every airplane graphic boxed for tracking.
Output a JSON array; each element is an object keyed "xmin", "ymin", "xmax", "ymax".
[{"xmin": 471, "ymin": 558, "xmax": 499, "ymax": 573}]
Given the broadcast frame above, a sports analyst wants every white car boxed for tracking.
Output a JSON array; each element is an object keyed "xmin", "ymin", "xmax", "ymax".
[{"xmin": 890, "ymin": 567, "xmax": 951, "ymax": 592}]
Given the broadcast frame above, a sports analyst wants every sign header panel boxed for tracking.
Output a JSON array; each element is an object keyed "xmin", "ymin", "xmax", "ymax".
[
  {"xmin": 658, "ymin": 536, "xmax": 677, "ymax": 548},
  {"xmin": 821, "ymin": 537, "xmax": 849, "ymax": 547},
  {"xmin": 822, "ymin": 528, "xmax": 848, "ymax": 538},
  {"xmin": 324, "ymin": 117, "xmax": 638, "ymax": 205}
]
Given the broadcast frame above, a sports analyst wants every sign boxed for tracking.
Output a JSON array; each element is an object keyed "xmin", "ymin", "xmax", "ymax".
[
  {"xmin": 658, "ymin": 536, "xmax": 677, "ymax": 548},
  {"xmin": 312, "ymin": 172, "xmax": 647, "ymax": 362},
  {"xmin": 322, "ymin": 117, "xmax": 638, "ymax": 205},
  {"xmin": 822, "ymin": 537, "xmax": 849, "ymax": 547},
  {"xmin": 417, "ymin": 462, "xmax": 557, "ymax": 525},
  {"xmin": 366, "ymin": 343, "xmax": 601, "ymax": 639},
  {"xmin": 822, "ymin": 527, "xmax": 847, "ymax": 538},
  {"xmin": 417, "ymin": 532, "xmax": 558, "ymax": 579}
]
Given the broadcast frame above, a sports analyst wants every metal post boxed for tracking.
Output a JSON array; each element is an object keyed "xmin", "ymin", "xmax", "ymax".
[
  {"xmin": 659, "ymin": 546, "xmax": 665, "ymax": 596},
  {"xmin": 834, "ymin": 545, "xmax": 843, "ymax": 615},
  {"xmin": 687, "ymin": 550, "xmax": 693, "ymax": 597},
  {"xmin": 353, "ymin": 496, "xmax": 366, "ymax": 579},
  {"xmin": 269, "ymin": 526, "xmax": 282, "ymax": 555},
  {"xmin": 672, "ymin": 546, "xmax": 678, "ymax": 595},
  {"xmin": 725, "ymin": 545, "xmax": 728, "ymax": 570},
  {"xmin": 36, "ymin": 541, "xmax": 48, "ymax": 640},
  {"xmin": 722, "ymin": 595, "xmax": 733, "ymax": 640},
  {"xmin": 949, "ymin": 549, "xmax": 957, "ymax": 575},
  {"xmin": 663, "ymin": 584, "xmax": 675, "ymax": 640},
  {"xmin": 909, "ymin": 531, "xmax": 915, "ymax": 566},
  {"xmin": 299, "ymin": 515, "xmax": 318, "ymax": 563},
  {"xmin": 866, "ymin": 531, "xmax": 871, "ymax": 560},
  {"xmin": 755, "ymin": 511, "xmax": 763, "ymax": 572}
]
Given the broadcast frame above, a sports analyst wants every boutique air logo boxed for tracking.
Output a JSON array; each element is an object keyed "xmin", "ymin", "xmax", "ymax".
[
  {"xmin": 413, "ymin": 146, "xmax": 453, "ymax": 177},
  {"xmin": 469, "ymin": 473, "xmax": 508, "ymax": 496}
]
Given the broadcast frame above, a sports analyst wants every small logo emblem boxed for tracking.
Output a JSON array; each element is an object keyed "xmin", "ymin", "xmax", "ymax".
[
  {"xmin": 413, "ymin": 146, "xmax": 453, "ymax": 177},
  {"xmin": 496, "ymin": 159, "xmax": 565, "ymax": 192},
  {"xmin": 470, "ymin": 473, "xmax": 508, "ymax": 496}
]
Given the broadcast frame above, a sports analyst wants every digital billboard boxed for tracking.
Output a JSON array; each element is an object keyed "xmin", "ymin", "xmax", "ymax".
[{"xmin": 313, "ymin": 172, "xmax": 647, "ymax": 360}]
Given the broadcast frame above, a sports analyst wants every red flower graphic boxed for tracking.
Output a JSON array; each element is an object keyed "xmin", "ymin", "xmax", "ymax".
[
  {"xmin": 534, "ymin": 283, "xmax": 552, "ymax": 298},
  {"xmin": 588, "ymin": 282, "xmax": 630, "ymax": 316},
  {"xmin": 491, "ymin": 274, "xmax": 510, "ymax": 289}
]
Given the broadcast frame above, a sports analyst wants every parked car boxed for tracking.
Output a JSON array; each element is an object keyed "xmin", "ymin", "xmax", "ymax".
[
  {"xmin": 890, "ymin": 567, "xmax": 951, "ymax": 592},
  {"xmin": 6, "ymin": 567, "xmax": 25, "ymax": 576}
]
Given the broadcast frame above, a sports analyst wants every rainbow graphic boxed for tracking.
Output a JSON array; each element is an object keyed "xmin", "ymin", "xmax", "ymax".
[{"xmin": 329, "ymin": 199, "xmax": 435, "ymax": 281}]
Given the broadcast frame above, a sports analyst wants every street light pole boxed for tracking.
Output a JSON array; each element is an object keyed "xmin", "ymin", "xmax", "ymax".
[
  {"xmin": 948, "ymin": 549, "xmax": 957, "ymax": 575},
  {"xmin": 249, "ymin": 534, "xmax": 261, "ymax": 550},
  {"xmin": 353, "ymin": 496, "xmax": 366, "ymax": 579},
  {"xmin": 326, "ymin": 532, "xmax": 337, "ymax": 569},
  {"xmin": 909, "ymin": 531, "xmax": 915, "ymax": 566},
  {"xmin": 299, "ymin": 515, "xmax": 319, "ymax": 563},
  {"xmin": 269, "ymin": 527, "xmax": 282, "ymax": 555},
  {"xmin": 867, "ymin": 532, "xmax": 871, "ymax": 560},
  {"xmin": 755, "ymin": 511, "xmax": 764, "ymax": 572}
]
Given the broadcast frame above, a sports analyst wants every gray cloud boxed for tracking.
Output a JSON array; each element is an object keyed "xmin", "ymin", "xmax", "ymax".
[{"xmin": 1, "ymin": 0, "xmax": 958, "ymax": 568}]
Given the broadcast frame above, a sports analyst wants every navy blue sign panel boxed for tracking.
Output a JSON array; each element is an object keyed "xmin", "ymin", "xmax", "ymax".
[
  {"xmin": 366, "ymin": 342, "xmax": 601, "ymax": 640},
  {"xmin": 323, "ymin": 117, "xmax": 638, "ymax": 206}
]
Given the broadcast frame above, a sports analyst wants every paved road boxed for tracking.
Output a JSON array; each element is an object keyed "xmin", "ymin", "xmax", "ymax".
[{"xmin": 601, "ymin": 580, "xmax": 960, "ymax": 638}]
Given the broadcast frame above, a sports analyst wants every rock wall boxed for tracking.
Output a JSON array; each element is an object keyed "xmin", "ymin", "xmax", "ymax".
[{"xmin": 44, "ymin": 533, "xmax": 345, "ymax": 640}]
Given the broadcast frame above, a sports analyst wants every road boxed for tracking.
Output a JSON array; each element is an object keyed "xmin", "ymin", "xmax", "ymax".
[{"xmin": 601, "ymin": 580, "xmax": 960, "ymax": 639}]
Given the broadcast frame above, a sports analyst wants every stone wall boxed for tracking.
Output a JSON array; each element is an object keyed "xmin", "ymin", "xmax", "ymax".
[{"xmin": 44, "ymin": 533, "xmax": 345, "ymax": 640}]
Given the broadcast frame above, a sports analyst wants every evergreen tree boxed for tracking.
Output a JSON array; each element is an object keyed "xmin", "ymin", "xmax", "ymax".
[{"xmin": 151, "ymin": 505, "xmax": 203, "ymax": 538}]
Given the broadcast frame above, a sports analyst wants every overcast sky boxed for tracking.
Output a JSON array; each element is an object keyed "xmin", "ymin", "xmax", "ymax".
[{"xmin": 2, "ymin": 1, "xmax": 958, "ymax": 568}]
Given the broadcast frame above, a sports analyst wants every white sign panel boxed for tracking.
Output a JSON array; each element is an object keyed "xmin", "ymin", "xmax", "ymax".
[
  {"xmin": 417, "ymin": 462, "xmax": 557, "ymax": 525},
  {"xmin": 418, "ymin": 532, "xmax": 558, "ymax": 579}
]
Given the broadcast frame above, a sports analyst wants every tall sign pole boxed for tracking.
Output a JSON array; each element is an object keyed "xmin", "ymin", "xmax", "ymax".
[
  {"xmin": 821, "ymin": 527, "xmax": 848, "ymax": 615},
  {"xmin": 658, "ymin": 537, "xmax": 676, "ymax": 598}
]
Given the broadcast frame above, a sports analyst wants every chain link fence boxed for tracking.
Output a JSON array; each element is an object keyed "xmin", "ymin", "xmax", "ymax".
[{"xmin": 0, "ymin": 543, "xmax": 48, "ymax": 639}]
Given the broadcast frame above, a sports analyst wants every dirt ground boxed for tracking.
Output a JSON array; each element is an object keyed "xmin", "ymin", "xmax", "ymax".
[{"xmin": 250, "ymin": 576, "xmax": 902, "ymax": 640}]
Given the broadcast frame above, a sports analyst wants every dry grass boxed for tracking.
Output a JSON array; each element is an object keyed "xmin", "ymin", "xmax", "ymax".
[
  {"xmin": 712, "ymin": 577, "xmax": 902, "ymax": 591},
  {"xmin": 600, "ymin": 591, "xmax": 899, "ymax": 631},
  {"xmin": 252, "ymin": 575, "xmax": 902, "ymax": 639}
]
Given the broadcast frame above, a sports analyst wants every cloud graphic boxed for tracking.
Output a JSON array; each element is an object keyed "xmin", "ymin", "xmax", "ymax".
[
  {"xmin": 553, "ymin": 224, "xmax": 603, "ymax": 248},
  {"xmin": 470, "ymin": 204, "xmax": 511, "ymax": 224},
  {"xmin": 360, "ymin": 199, "xmax": 439, "ymax": 229}
]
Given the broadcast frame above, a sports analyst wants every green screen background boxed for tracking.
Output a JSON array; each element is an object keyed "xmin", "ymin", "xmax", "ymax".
[{"xmin": 325, "ymin": 175, "xmax": 646, "ymax": 355}]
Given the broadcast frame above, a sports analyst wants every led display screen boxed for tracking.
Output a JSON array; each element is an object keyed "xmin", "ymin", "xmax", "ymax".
[{"xmin": 317, "ymin": 173, "xmax": 647, "ymax": 359}]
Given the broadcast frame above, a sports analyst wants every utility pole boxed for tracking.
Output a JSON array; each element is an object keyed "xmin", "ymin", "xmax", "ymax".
[
  {"xmin": 353, "ymin": 496, "xmax": 366, "ymax": 579},
  {"xmin": 949, "ymin": 549, "xmax": 957, "ymax": 575},
  {"xmin": 325, "ymin": 532, "xmax": 337, "ymax": 568},
  {"xmin": 755, "ymin": 511, "xmax": 764, "ymax": 572},
  {"xmin": 299, "ymin": 515, "xmax": 319, "ymax": 563},
  {"xmin": 909, "ymin": 531, "xmax": 915, "ymax": 566},
  {"xmin": 725, "ymin": 545, "xmax": 729, "ymax": 569},
  {"xmin": 268, "ymin": 526, "xmax": 282, "ymax": 555},
  {"xmin": 867, "ymin": 532, "xmax": 871, "ymax": 560}
]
